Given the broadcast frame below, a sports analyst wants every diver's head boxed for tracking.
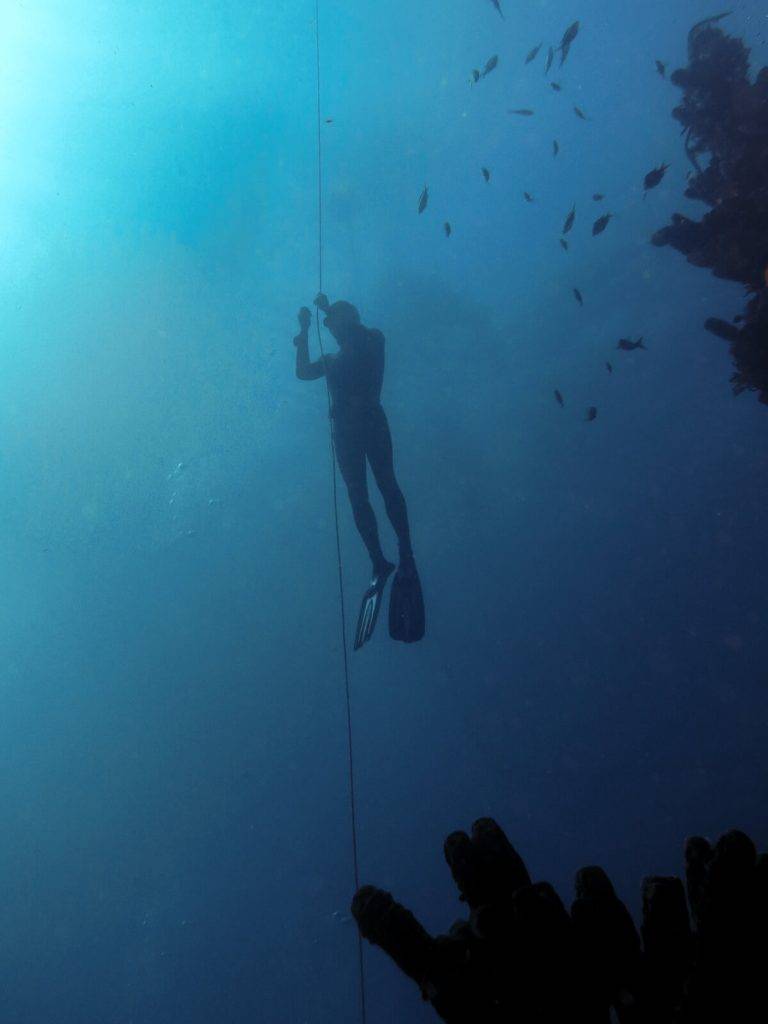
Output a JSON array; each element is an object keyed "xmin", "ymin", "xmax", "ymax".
[{"xmin": 323, "ymin": 300, "xmax": 361, "ymax": 344}]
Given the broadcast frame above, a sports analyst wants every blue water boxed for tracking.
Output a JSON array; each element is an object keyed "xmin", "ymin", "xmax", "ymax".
[{"xmin": 1, "ymin": 1, "xmax": 767, "ymax": 1021}]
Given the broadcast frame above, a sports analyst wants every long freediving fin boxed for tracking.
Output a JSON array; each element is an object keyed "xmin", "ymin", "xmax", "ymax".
[
  {"xmin": 388, "ymin": 558, "xmax": 425, "ymax": 644},
  {"xmin": 353, "ymin": 564, "xmax": 395, "ymax": 651}
]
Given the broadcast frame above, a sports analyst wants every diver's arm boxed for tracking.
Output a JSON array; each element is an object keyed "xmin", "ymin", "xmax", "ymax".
[
  {"xmin": 294, "ymin": 307, "xmax": 325, "ymax": 381},
  {"xmin": 295, "ymin": 330, "xmax": 325, "ymax": 380}
]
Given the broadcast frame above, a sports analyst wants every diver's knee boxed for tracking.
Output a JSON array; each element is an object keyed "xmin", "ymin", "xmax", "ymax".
[{"xmin": 384, "ymin": 486, "xmax": 406, "ymax": 511}]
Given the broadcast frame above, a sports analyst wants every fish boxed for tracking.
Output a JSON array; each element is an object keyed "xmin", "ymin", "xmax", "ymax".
[
  {"xmin": 585, "ymin": 406, "xmax": 597, "ymax": 422},
  {"xmin": 488, "ymin": 0, "xmax": 505, "ymax": 19},
  {"xmin": 705, "ymin": 318, "xmax": 740, "ymax": 342},
  {"xmin": 592, "ymin": 193, "xmax": 605, "ymax": 201},
  {"xmin": 655, "ymin": 60, "xmax": 666, "ymax": 77},
  {"xmin": 444, "ymin": 222, "xmax": 452, "ymax": 237},
  {"xmin": 617, "ymin": 337, "xmax": 646, "ymax": 351},
  {"xmin": 509, "ymin": 108, "xmax": 535, "ymax": 116},
  {"xmin": 559, "ymin": 21, "xmax": 580, "ymax": 66},
  {"xmin": 643, "ymin": 163, "xmax": 670, "ymax": 196},
  {"xmin": 560, "ymin": 239, "xmax": 569, "ymax": 252},
  {"xmin": 574, "ymin": 105, "xmax": 588, "ymax": 120},
  {"xmin": 553, "ymin": 140, "xmax": 560, "ymax": 157},
  {"xmin": 574, "ymin": 288, "xmax": 584, "ymax": 306},
  {"xmin": 554, "ymin": 389, "xmax": 564, "ymax": 407},
  {"xmin": 562, "ymin": 205, "xmax": 576, "ymax": 234},
  {"xmin": 606, "ymin": 362, "xmax": 613, "ymax": 373},
  {"xmin": 733, "ymin": 315, "xmax": 744, "ymax": 324},
  {"xmin": 418, "ymin": 185, "xmax": 429, "ymax": 214},
  {"xmin": 325, "ymin": 118, "xmax": 334, "ymax": 124},
  {"xmin": 550, "ymin": 82, "xmax": 562, "ymax": 92},
  {"xmin": 471, "ymin": 69, "xmax": 481, "ymax": 84},
  {"xmin": 544, "ymin": 46, "xmax": 554, "ymax": 75},
  {"xmin": 524, "ymin": 192, "xmax": 534, "ymax": 202},
  {"xmin": 482, "ymin": 55, "xmax": 499, "ymax": 77},
  {"xmin": 481, "ymin": 167, "xmax": 491, "ymax": 183},
  {"xmin": 592, "ymin": 213, "xmax": 613, "ymax": 235},
  {"xmin": 560, "ymin": 21, "xmax": 580, "ymax": 47},
  {"xmin": 525, "ymin": 43, "xmax": 542, "ymax": 65}
]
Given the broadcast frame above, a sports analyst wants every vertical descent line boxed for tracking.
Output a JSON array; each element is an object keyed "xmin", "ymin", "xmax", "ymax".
[{"xmin": 313, "ymin": 3, "xmax": 367, "ymax": 1022}]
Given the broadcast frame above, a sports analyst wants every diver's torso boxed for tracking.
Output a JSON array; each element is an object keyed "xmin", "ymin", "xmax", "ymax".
[{"xmin": 326, "ymin": 326, "xmax": 384, "ymax": 421}]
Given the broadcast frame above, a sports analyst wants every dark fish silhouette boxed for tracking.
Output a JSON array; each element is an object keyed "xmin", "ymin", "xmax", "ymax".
[
  {"xmin": 705, "ymin": 318, "xmax": 740, "ymax": 342},
  {"xmin": 562, "ymin": 205, "xmax": 576, "ymax": 234},
  {"xmin": 472, "ymin": 69, "xmax": 481, "ymax": 84},
  {"xmin": 550, "ymin": 82, "xmax": 562, "ymax": 91},
  {"xmin": 553, "ymin": 140, "xmax": 560, "ymax": 157},
  {"xmin": 617, "ymin": 337, "xmax": 646, "ymax": 351},
  {"xmin": 444, "ymin": 222, "xmax": 451, "ymax": 237},
  {"xmin": 606, "ymin": 361, "xmax": 613, "ymax": 373},
  {"xmin": 482, "ymin": 55, "xmax": 499, "ymax": 77},
  {"xmin": 509, "ymin": 108, "xmax": 535, "ymax": 116},
  {"xmin": 554, "ymin": 389, "xmax": 564, "ymax": 407},
  {"xmin": 574, "ymin": 288, "xmax": 584, "ymax": 306},
  {"xmin": 560, "ymin": 239, "xmax": 569, "ymax": 252},
  {"xmin": 592, "ymin": 193, "xmax": 605, "ymax": 201},
  {"xmin": 574, "ymin": 105, "xmax": 587, "ymax": 120},
  {"xmin": 488, "ymin": 0, "xmax": 505, "ymax": 19},
  {"xmin": 481, "ymin": 167, "xmax": 491, "ymax": 183},
  {"xmin": 418, "ymin": 186, "xmax": 429, "ymax": 214},
  {"xmin": 525, "ymin": 43, "xmax": 542, "ymax": 64},
  {"xmin": 585, "ymin": 406, "xmax": 597, "ymax": 422},
  {"xmin": 544, "ymin": 46, "xmax": 554, "ymax": 74},
  {"xmin": 559, "ymin": 21, "xmax": 580, "ymax": 66},
  {"xmin": 325, "ymin": 118, "xmax": 334, "ymax": 124},
  {"xmin": 592, "ymin": 213, "xmax": 612, "ymax": 236},
  {"xmin": 524, "ymin": 191, "xmax": 534, "ymax": 202},
  {"xmin": 655, "ymin": 60, "xmax": 666, "ymax": 77},
  {"xmin": 643, "ymin": 163, "xmax": 670, "ymax": 195}
]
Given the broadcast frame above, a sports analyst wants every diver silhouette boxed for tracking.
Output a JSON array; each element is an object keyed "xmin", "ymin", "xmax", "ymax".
[{"xmin": 294, "ymin": 294, "xmax": 424, "ymax": 649}]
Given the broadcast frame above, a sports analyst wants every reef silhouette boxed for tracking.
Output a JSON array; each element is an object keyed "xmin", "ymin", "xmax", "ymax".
[
  {"xmin": 352, "ymin": 818, "xmax": 767, "ymax": 1022},
  {"xmin": 652, "ymin": 18, "xmax": 768, "ymax": 404}
]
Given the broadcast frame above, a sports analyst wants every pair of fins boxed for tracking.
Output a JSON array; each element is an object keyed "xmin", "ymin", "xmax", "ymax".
[{"xmin": 353, "ymin": 559, "xmax": 425, "ymax": 651}]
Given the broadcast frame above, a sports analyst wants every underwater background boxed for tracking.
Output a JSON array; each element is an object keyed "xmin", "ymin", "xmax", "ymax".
[{"xmin": 1, "ymin": 1, "xmax": 767, "ymax": 1021}]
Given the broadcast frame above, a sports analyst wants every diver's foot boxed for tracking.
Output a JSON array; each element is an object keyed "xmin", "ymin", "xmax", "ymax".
[
  {"xmin": 372, "ymin": 559, "xmax": 396, "ymax": 584},
  {"xmin": 389, "ymin": 556, "xmax": 425, "ymax": 644},
  {"xmin": 354, "ymin": 561, "xmax": 396, "ymax": 651},
  {"xmin": 396, "ymin": 553, "xmax": 417, "ymax": 577}
]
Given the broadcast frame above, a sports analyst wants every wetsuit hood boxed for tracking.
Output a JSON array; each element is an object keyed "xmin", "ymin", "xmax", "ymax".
[{"xmin": 324, "ymin": 301, "xmax": 361, "ymax": 335}]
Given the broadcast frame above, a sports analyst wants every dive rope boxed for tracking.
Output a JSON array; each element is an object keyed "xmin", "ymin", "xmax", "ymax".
[{"xmin": 313, "ymin": 3, "xmax": 368, "ymax": 1021}]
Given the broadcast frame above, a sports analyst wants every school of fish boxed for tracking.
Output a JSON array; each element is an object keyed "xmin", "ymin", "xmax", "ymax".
[{"xmin": 411, "ymin": 9, "xmax": 677, "ymax": 425}]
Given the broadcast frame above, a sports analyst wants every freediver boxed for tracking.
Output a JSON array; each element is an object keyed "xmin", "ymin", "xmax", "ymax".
[{"xmin": 294, "ymin": 294, "xmax": 425, "ymax": 650}]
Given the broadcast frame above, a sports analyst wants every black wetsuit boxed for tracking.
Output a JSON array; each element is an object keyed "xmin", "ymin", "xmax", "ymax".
[{"xmin": 296, "ymin": 323, "xmax": 412, "ymax": 572}]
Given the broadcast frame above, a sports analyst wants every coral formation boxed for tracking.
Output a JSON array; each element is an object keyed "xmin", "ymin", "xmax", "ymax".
[
  {"xmin": 652, "ymin": 20, "xmax": 768, "ymax": 403},
  {"xmin": 353, "ymin": 818, "xmax": 768, "ymax": 1022}
]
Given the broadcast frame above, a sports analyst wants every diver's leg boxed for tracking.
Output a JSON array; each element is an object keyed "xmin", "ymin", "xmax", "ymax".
[
  {"xmin": 367, "ymin": 407, "xmax": 414, "ymax": 563},
  {"xmin": 334, "ymin": 420, "xmax": 389, "ymax": 572}
]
